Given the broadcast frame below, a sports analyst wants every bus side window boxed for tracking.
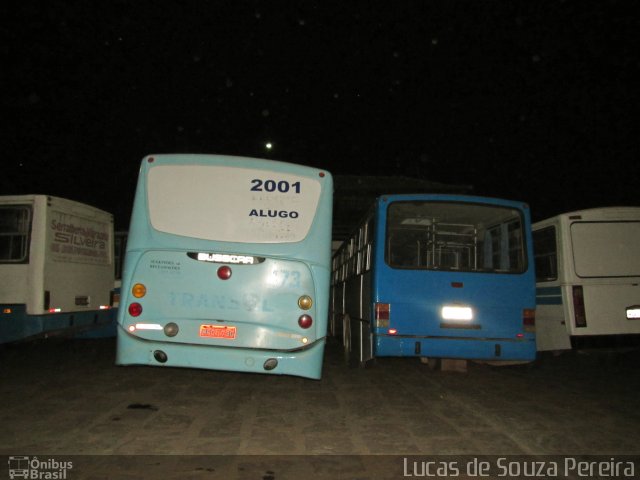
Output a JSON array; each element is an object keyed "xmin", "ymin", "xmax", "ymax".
[
  {"xmin": 356, "ymin": 226, "xmax": 364, "ymax": 275},
  {"xmin": 364, "ymin": 217, "xmax": 373, "ymax": 272},
  {"xmin": 0, "ymin": 206, "xmax": 31, "ymax": 263},
  {"xmin": 533, "ymin": 226, "xmax": 558, "ymax": 282}
]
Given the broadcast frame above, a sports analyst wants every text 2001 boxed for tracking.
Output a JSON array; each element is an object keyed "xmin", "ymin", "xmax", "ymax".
[{"xmin": 250, "ymin": 179, "xmax": 301, "ymax": 193}]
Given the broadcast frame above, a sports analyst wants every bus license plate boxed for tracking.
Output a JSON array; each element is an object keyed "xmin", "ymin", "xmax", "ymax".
[{"xmin": 199, "ymin": 325, "xmax": 237, "ymax": 339}]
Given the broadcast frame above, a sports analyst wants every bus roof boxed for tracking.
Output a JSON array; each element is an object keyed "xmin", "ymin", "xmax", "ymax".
[
  {"xmin": 533, "ymin": 206, "xmax": 640, "ymax": 227},
  {"xmin": 375, "ymin": 193, "xmax": 530, "ymax": 210}
]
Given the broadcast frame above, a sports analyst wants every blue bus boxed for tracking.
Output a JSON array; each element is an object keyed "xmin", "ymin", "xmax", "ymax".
[
  {"xmin": 116, "ymin": 154, "xmax": 333, "ymax": 379},
  {"xmin": 331, "ymin": 194, "xmax": 536, "ymax": 367}
]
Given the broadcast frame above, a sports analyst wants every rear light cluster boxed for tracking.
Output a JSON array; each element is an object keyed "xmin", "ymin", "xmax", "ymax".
[
  {"xmin": 128, "ymin": 282, "xmax": 146, "ymax": 318},
  {"xmin": 572, "ymin": 286, "xmax": 587, "ymax": 327},
  {"xmin": 298, "ymin": 295, "xmax": 313, "ymax": 329},
  {"xmin": 523, "ymin": 308, "xmax": 536, "ymax": 333},
  {"xmin": 375, "ymin": 303, "xmax": 397, "ymax": 335},
  {"xmin": 127, "ymin": 283, "xmax": 178, "ymax": 338},
  {"xmin": 375, "ymin": 303, "xmax": 390, "ymax": 328}
]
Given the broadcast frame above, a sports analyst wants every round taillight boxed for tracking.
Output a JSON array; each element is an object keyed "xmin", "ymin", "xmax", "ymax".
[
  {"xmin": 128, "ymin": 302, "xmax": 143, "ymax": 317},
  {"xmin": 132, "ymin": 283, "xmax": 147, "ymax": 298},
  {"xmin": 298, "ymin": 295, "xmax": 313, "ymax": 310},
  {"xmin": 298, "ymin": 314, "xmax": 313, "ymax": 329},
  {"xmin": 217, "ymin": 266, "xmax": 232, "ymax": 280}
]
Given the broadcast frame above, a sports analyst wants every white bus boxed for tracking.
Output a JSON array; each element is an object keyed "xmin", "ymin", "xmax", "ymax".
[
  {"xmin": 0, "ymin": 195, "xmax": 115, "ymax": 343},
  {"xmin": 533, "ymin": 207, "xmax": 640, "ymax": 351}
]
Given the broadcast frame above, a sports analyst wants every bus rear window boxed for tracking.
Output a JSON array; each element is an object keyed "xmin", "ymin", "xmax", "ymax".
[
  {"xmin": 571, "ymin": 221, "xmax": 640, "ymax": 277},
  {"xmin": 147, "ymin": 165, "xmax": 321, "ymax": 243},
  {"xmin": 385, "ymin": 201, "xmax": 526, "ymax": 273},
  {"xmin": 0, "ymin": 205, "xmax": 31, "ymax": 263}
]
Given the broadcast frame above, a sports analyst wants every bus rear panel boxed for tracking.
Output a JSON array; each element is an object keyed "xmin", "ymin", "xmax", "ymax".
[
  {"xmin": 333, "ymin": 194, "xmax": 536, "ymax": 365},
  {"xmin": 533, "ymin": 208, "xmax": 640, "ymax": 351},
  {"xmin": 116, "ymin": 154, "xmax": 332, "ymax": 379},
  {"xmin": 0, "ymin": 195, "xmax": 115, "ymax": 343}
]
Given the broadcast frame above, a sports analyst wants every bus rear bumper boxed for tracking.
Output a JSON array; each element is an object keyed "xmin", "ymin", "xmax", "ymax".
[
  {"xmin": 1, "ymin": 304, "xmax": 115, "ymax": 344},
  {"xmin": 115, "ymin": 326, "xmax": 326, "ymax": 380},
  {"xmin": 375, "ymin": 335, "xmax": 537, "ymax": 362}
]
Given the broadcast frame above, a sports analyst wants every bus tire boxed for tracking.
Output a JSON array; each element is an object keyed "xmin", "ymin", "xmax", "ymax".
[
  {"xmin": 343, "ymin": 316, "xmax": 362, "ymax": 368},
  {"xmin": 361, "ymin": 357, "xmax": 376, "ymax": 369}
]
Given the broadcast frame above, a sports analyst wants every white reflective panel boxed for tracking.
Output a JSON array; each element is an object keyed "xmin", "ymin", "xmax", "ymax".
[
  {"xmin": 147, "ymin": 165, "xmax": 321, "ymax": 243},
  {"xmin": 134, "ymin": 323, "xmax": 163, "ymax": 330},
  {"xmin": 626, "ymin": 307, "xmax": 640, "ymax": 320},
  {"xmin": 441, "ymin": 306, "xmax": 473, "ymax": 321}
]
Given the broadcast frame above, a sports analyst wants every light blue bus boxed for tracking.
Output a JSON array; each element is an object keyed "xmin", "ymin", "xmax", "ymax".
[
  {"xmin": 116, "ymin": 154, "xmax": 333, "ymax": 379},
  {"xmin": 331, "ymin": 194, "xmax": 536, "ymax": 367}
]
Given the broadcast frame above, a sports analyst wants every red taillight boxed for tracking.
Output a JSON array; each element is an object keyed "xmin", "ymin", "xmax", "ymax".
[
  {"xmin": 523, "ymin": 308, "xmax": 535, "ymax": 333},
  {"xmin": 217, "ymin": 266, "xmax": 232, "ymax": 280},
  {"xmin": 375, "ymin": 303, "xmax": 390, "ymax": 328},
  {"xmin": 573, "ymin": 286, "xmax": 587, "ymax": 327},
  {"xmin": 128, "ymin": 302, "xmax": 143, "ymax": 317},
  {"xmin": 298, "ymin": 314, "xmax": 313, "ymax": 329}
]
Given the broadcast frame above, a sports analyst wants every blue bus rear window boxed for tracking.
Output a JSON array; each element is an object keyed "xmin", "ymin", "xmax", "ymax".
[{"xmin": 385, "ymin": 201, "xmax": 526, "ymax": 273}]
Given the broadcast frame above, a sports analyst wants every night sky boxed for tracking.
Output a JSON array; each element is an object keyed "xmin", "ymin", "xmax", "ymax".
[{"xmin": 3, "ymin": 1, "xmax": 638, "ymax": 230}]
